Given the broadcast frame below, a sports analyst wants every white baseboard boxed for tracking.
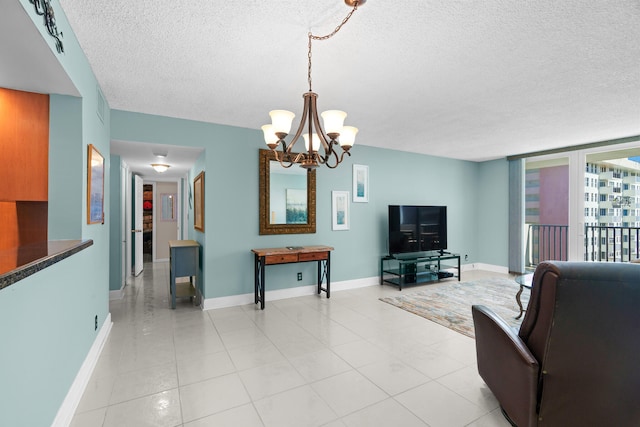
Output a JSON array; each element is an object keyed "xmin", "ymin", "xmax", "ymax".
[
  {"xmin": 109, "ymin": 286, "xmax": 124, "ymax": 300},
  {"xmin": 52, "ymin": 313, "xmax": 113, "ymax": 427},
  {"xmin": 460, "ymin": 262, "xmax": 509, "ymax": 274},
  {"xmin": 202, "ymin": 276, "xmax": 380, "ymax": 311},
  {"xmin": 201, "ymin": 266, "xmax": 511, "ymax": 311}
]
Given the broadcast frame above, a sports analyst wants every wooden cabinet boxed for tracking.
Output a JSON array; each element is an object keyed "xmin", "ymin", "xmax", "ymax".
[
  {"xmin": 169, "ymin": 240, "xmax": 200, "ymax": 309},
  {"xmin": 0, "ymin": 88, "xmax": 49, "ymax": 202},
  {"xmin": 0, "ymin": 88, "xmax": 49, "ymax": 251}
]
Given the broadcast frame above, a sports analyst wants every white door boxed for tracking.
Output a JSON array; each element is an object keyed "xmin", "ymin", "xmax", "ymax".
[{"xmin": 134, "ymin": 174, "xmax": 144, "ymax": 276}]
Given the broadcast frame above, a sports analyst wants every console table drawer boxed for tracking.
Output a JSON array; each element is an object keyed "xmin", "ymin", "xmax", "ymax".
[
  {"xmin": 299, "ymin": 251, "xmax": 329, "ymax": 262},
  {"xmin": 265, "ymin": 254, "xmax": 299, "ymax": 264}
]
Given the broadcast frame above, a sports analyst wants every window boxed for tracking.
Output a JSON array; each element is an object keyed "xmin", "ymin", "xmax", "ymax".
[
  {"xmin": 600, "ymin": 208, "xmax": 607, "ymax": 216},
  {"xmin": 585, "ymin": 208, "xmax": 590, "ymax": 216},
  {"xmin": 600, "ymin": 194, "xmax": 607, "ymax": 202}
]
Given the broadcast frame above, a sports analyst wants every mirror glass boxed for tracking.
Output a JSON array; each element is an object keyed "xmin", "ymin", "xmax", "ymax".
[
  {"xmin": 259, "ymin": 149, "xmax": 316, "ymax": 235},
  {"xmin": 161, "ymin": 193, "xmax": 176, "ymax": 221},
  {"xmin": 269, "ymin": 161, "xmax": 307, "ymax": 224}
]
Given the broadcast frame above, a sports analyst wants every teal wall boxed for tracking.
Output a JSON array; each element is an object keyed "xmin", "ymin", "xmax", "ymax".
[
  {"xmin": 477, "ymin": 158, "xmax": 510, "ymax": 266},
  {"xmin": 0, "ymin": 2, "xmax": 111, "ymax": 426},
  {"xmin": 49, "ymin": 94, "xmax": 83, "ymax": 239},
  {"xmin": 111, "ymin": 110, "xmax": 510, "ymax": 300}
]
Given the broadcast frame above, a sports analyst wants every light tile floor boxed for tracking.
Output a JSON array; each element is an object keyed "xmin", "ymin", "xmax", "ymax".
[{"xmin": 72, "ymin": 263, "xmax": 513, "ymax": 427}]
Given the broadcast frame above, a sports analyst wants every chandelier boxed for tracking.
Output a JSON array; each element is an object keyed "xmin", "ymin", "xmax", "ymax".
[{"xmin": 261, "ymin": 0, "xmax": 365, "ymax": 169}]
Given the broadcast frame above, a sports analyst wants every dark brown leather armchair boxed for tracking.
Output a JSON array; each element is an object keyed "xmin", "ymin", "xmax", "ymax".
[{"xmin": 472, "ymin": 261, "xmax": 640, "ymax": 427}]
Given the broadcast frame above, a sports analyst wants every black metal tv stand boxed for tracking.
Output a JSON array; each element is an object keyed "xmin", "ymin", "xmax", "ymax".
[{"xmin": 380, "ymin": 252, "xmax": 460, "ymax": 290}]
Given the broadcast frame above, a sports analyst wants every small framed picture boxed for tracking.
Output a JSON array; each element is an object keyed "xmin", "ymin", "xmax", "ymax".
[
  {"xmin": 353, "ymin": 164, "xmax": 369, "ymax": 203},
  {"xmin": 332, "ymin": 191, "xmax": 350, "ymax": 231},
  {"xmin": 194, "ymin": 171, "xmax": 205, "ymax": 231},
  {"xmin": 87, "ymin": 144, "xmax": 105, "ymax": 224}
]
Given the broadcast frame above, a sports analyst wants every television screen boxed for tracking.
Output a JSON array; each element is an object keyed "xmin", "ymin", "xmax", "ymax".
[{"xmin": 388, "ymin": 205, "xmax": 447, "ymax": 255}]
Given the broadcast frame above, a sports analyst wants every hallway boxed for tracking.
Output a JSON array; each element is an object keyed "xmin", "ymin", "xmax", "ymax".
[{"xmin": 71, "ymin": 263, "xmax": 509, "ymax": 426}]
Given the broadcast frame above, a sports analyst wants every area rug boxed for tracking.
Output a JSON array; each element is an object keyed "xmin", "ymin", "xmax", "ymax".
[{"xmin": 379, "ymin": 277, "xmax": 529, "ymax": 338}]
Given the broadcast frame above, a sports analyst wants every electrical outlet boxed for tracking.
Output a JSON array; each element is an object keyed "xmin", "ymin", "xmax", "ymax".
[
  {"xmin": 297, "ymin": 272, "xmax": 302, "ymax": 281},
  {"xmin": 94, "ymin": 315, "xmax": 98, "ymax": 331}
]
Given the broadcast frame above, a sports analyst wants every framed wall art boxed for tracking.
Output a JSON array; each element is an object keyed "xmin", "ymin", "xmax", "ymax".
[
  {"xmin": 87, "ymin": 144, "xmax": 105, "ymax": 224},
  {"xmin": 332, "ymin": 191, "xmax": 350, "ymax": 231},
  {"xmin": 194, "ymin": 171, "xmax": 204, "ymax": 231},
  {"xmin": 353, "ymin": 164, "xmax": 369, "ymax": 203}
]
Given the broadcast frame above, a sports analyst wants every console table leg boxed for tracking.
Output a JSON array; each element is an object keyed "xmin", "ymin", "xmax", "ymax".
[
  {"xmin": 254, "ymin": 255, "xmax": 266, "ymax": 310},
  {"xmin": 326, "ymin": 255, "xmax": 330, "ymax": 298},
  {"xmin": 317, "ymin": 260, "xmax": 321, "ymax": 295},
  {"xmin": 317, "ymin": 257, "xmax": 330, "ymax": 298}
]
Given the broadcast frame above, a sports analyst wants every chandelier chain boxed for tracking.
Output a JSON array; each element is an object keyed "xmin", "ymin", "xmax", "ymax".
[{"xmin": 307, "ymin": 1, "xmax": 360, "ymax": 91}]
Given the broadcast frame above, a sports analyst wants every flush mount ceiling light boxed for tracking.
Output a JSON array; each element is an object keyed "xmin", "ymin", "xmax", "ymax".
[
  {"xmin": 151, "ymin": 164, "xmax": 170, "ymax": 173},
  {"xmin": 262, "ymin": 0, "xmax": 365, "ymax": 169}
]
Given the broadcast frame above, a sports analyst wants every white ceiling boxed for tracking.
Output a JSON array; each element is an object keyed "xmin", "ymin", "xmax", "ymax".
[
  {"xmin": 110, "ymin": 140, "xmax": 204, "ymax": 180},
  {"xmin": 4, "ymin": 1, "xmax": 640, "ymax": 167}
]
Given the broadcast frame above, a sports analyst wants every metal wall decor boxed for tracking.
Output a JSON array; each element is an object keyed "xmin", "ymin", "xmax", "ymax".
[{"xmin": 30, "ymin": 0, "xmax": 64, "ymax": 53}]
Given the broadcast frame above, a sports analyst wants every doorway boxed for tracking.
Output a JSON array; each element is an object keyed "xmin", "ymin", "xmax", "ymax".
[{"xmin": 142, "ymin": 184, "xmax": 153, "ymax": 262}]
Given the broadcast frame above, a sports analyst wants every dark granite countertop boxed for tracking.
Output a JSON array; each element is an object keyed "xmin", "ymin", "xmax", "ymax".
[{"xmin": 0, "ymin": 239, "xmax": 93, "ymax": 290}]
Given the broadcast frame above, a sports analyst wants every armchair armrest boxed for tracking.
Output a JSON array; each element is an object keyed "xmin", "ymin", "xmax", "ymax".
[{"xmin": 472, "ymin": 305, "xmax": 539, "ymax": 427}]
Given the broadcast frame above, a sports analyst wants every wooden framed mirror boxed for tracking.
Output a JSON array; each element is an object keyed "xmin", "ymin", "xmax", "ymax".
[{"xmin": 259, "ymin": 149, "xmax": 316, "ymax": 235}]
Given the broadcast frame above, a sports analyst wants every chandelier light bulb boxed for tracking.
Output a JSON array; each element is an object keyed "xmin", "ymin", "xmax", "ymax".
[
  {"xmin": 269, "ymin": 110, "xmax": 295, "ymax": 135},
  {"xmin": 339, "ymin": 126, "xmax": 358, "ymax": 148},
  {"xmin": 303, "ymin": 133, "xmax": 321, "ymax": 151},
  {"xmin": 321, "ymin": 110, "xmax": 347, "ymax": 135},
  {"xmin": 261, "ymin": 124, "xmax": 279, "ymax": 147}
]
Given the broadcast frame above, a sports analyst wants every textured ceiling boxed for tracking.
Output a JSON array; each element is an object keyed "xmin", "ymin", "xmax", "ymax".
[{"xmin": 42, "ymin": 1, "xmax": 640, "ymax": 161}]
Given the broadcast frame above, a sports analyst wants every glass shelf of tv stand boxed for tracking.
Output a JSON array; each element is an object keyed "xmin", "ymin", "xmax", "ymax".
[{"xmin": 380, "ymin": 252, "xmax": 460, "ymax": 290}]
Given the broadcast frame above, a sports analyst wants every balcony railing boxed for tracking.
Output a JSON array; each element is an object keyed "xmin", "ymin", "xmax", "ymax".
[
  {"xmin": 584, "ymin": 225, "xmax": 640, "ymax": 262},
  {"xmin": 525, "ymin": 224, "xmax": 569, "ymax": 270}
]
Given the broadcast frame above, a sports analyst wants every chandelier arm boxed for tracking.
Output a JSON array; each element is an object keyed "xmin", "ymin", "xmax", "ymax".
[
  {"xmin": 292, "ymin": 152, "xmax": 305, "ymax": 164},
  {"xmin": 286, "ymin": 93, "xmax": 313, "ymax": 155},
  {"xmin": 325, "ymin": 148, "xmax": 352, "ymax": 169},
  {"xmin": 274, "ymin": 150, "xmax": 295, "ymax": 168},
  {"xmin": 309, "ymin": 93, "xmax": 333, "ymax": 154}
]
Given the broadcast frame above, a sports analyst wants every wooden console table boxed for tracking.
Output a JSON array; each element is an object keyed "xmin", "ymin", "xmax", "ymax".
[
  {"xmin": 169, "ymin": 240, "xmax": 200, "ymax": 309},
  {"xmin": 251, "ymin": 245, "xmax": 333, "ymax": 309}
]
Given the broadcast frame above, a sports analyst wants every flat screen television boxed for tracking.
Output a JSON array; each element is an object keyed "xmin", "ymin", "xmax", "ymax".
[{"xmin": 388, "ymin": 205, "xmax": 447, "ymax": 256}]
